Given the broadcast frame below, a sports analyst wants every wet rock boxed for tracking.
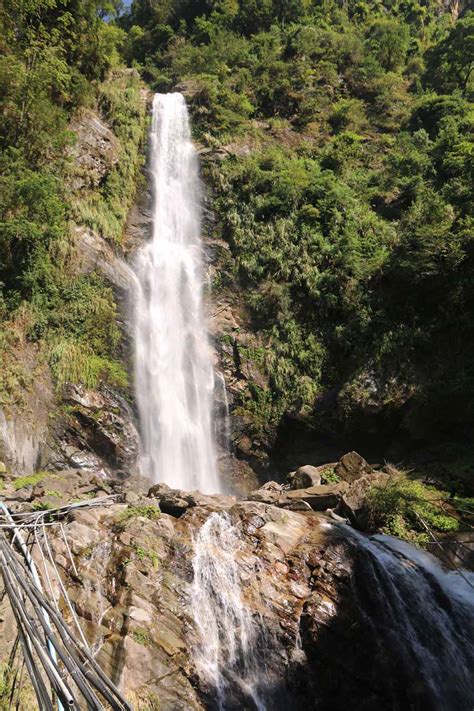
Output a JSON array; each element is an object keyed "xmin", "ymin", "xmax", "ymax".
[
  {"xmin": 49, "ymin": 384, "xmax": 140, "ymax": 475},
  {"xmin": 148, "ymin": 484, "xmax": 197, "ymax": 517},
  {"xmin": 8, "ymin": 477, "xmax": 464, "ymax": 711}
]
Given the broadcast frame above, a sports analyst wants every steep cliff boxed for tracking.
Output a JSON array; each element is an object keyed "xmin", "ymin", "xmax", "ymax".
[{"xmin": 0, "ymin": 70, "xmax": 149, "ymax": 481}]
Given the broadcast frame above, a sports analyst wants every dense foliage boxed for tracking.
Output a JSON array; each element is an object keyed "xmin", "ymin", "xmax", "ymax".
[
  {"xmin": 0, "ymin": 0, "xmax": 146, "ymax": 402},
  {"xmin": 121, "ymin": 0, "xmax": 473, "ymax": 476},
  {"xmin": 1, "ymin": 0, "xmax": 473, "ymax": 488}
]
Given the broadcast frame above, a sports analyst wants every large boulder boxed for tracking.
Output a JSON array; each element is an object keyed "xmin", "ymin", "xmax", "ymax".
[
  {"xmin": 148, "ymin": 483, "xmax": 198, "ymax": 517},
  {"xmin": 337, "ymin": 471, "xmax": 389, "ymax": 530},
  {"xmin": 287, "ymin": 465, "xmax": 324, "ymax": 490},
  {"xmin": 335, "ymin": 451, "xmax": 373, "ymax": 483},
  {"xmin": 286, "ymin": 483, "xmax": 348, "ymax": 511}
]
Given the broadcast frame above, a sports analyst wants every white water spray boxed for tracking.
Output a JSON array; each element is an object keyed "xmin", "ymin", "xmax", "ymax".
[
  {"xmin": 133, "ymin": 93, "xmax": 219, "ymax": 493},
  {"xmin": 191, "ymin": 513, "xmax": 269, "ymax": 710}
]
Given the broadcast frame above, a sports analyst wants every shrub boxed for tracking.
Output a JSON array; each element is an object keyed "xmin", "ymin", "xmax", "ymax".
[{"xmin": 367, "ymin": 476, "xmax": 459, "ymax": 543}]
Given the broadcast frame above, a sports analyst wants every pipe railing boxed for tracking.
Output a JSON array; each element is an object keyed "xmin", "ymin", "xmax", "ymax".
[{"xmin": 0, "ymin": 497, "xmax": 132, "ymax": 710}]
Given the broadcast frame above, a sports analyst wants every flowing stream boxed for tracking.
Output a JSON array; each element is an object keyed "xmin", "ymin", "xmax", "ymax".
[
  {"xmin": 133, "ymin": 93, "xmax": 219, "ymax": 493},
  {"xmin": 349, "ymin": 530, "xmax": 474, "ymax": 711}
]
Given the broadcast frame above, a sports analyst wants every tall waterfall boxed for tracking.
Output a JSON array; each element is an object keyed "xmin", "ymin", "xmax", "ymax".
[{"xmin": 133, "ymin": 93, "xmax": 219, "ymax": 493}]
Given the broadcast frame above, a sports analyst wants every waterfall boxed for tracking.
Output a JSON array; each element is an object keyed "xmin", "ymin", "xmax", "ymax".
[
  {"xmin": 339, "ymin": 528, "xmax": 474, "ymax": 711},
  {"xmin": 190, "ymin": 513, "xmax": 474, "ymax": 710},
  {"xmin": 190, "ymin": 513, "xmax": 271, "ymax": 710},
  {"xmin": 132, "ymin": 93, "xmax": 219, "ymax": 493}
]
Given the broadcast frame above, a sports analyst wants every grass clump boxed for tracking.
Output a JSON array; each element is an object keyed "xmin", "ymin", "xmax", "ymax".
[
  {"xmin": 135, "ymin": 546, "xmax": 159, "ymax": 570},
  {"xmin": 117, "ymin": 505, "xmax": 160, "ymax": 525},
  {"xmin": 48, "ymin": 338, "xmax": 128, "ymax": 390},
  {"xmin": 14, "ymin": 472, "xmax": 51, "ymax": 490},
  {"xmin": 32, "ymin": 501, "xmax": 53, "ymax": 511},
  {"xmin": 367, "ymin": 476, "xmax": 460, "ymax": 544},
  {"xmin": 132, "ymin": 628, "xmax": 151, "ymax": 646}
]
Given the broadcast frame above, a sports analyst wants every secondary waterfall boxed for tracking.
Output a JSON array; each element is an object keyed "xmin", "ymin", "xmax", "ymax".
[
  {"xmin": 191, "ymin": 513, "xmax": 271, "ymax": 710},
  {"xmin": 133, "ymin": 93, "xmax": 219, "ymax": 493},
  {"xmin": 349, "ymin": 531, "xmax": 474, "ymax": 711},
  {"xmin": 190, "ymin": 514, "xmax": 474, "ymax": 711}
]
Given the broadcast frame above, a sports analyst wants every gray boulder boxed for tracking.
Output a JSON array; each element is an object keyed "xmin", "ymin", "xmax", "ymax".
[
  {"xmin": 286, "ymin": 483, "xmax": 348, "ymax": 511},
  {"xmin": 335, "ymin": 451, "xmax": 373, "ymax": 483},
  {"xmin": 287, "ymin": 465, "xmax": 323, "ymax": 490}
]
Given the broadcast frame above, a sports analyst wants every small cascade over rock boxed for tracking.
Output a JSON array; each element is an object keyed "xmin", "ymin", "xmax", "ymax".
[
  {"xmin": 82, "ymin": 540, "xmax": 113, "ymax": 656},
  {"xmin": 190, "ymin": 512, "xmax": 275, "ymax": 710},
  {"xmin": 351, "ymin": 531, "xmax": 474, "ymax": 711},
  {"xmin": 132, "ymin": 93, "xmax": 219, "ymax": 493},
  {"xmin": 299, "ymin": 523, "xmax": 474, "ymax": 711}
]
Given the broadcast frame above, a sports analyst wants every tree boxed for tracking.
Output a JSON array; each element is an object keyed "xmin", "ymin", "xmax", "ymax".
[
  {"xmin": 366, "ymin": 17, "xmax": 410, "ymax": 71},
  {"xmin": 426, "ymin": 12, "xmax": 474, "ymax": 97}
]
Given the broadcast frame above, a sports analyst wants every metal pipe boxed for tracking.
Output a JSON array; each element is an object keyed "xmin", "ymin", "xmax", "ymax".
[{"xmin": 0, "ymin": 503, "xmax": 64, "ymax": 711}]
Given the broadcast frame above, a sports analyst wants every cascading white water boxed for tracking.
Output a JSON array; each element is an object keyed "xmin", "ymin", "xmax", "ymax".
[
  {"xmin": 191, "ymin": 513, "xmax": 269, "ymax": 710},
  {"xmin": 341, "ymin": 527, "xmax": 474, "ymax": 711},
  {"xmin": 133, "ymin": 93, "xmax": 219, "ymax": 493}
]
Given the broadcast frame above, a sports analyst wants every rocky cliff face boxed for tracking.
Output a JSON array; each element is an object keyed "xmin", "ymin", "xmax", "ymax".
[
  {"xmin": 0, "ymin": 79, "xmax": 148, "ymax": 482},
  {"xmin": 1, "ymin": 460, "xmax": 472, "ymax": 711}
]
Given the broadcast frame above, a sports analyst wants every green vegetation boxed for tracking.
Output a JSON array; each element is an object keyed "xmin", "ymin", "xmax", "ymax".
[
  {"xmin": 0, "ymin": 663, "xmax": 13, "ymax": 702},
  {"xmin": 135, "ymin": 546, "xmax": 159, "ymax": 569},
  {"xmin": 0, "ymin": 1, "xmax": 147, "ymax": 401},
  {"xmin": 14, "ymin": 471, "xmax": 53, "ymax": 490},
  {"xmin": 117, "ymin": 504, "xmax": 161, "ymax": 524},
  {"xmin": 32, "ymin": 501, "xmax": 53, "ymax": 511},
  {"xmin": 132, "ymin": 627, "xmax": 152, "ymax": 646},
  {"xmin": 320, "ymin": 467, "xmax": 340, "ymax": 485},
  {"xmin": 70, "ymin": 72, "xmax": 148, "ymax": 243},
  {"xmin": 367, "ymin": 475, "xmax": 460, "ymax": 543},
  {"xmin": 119, "ymin": 1, "xmax": 474, "ymax": 473}
]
